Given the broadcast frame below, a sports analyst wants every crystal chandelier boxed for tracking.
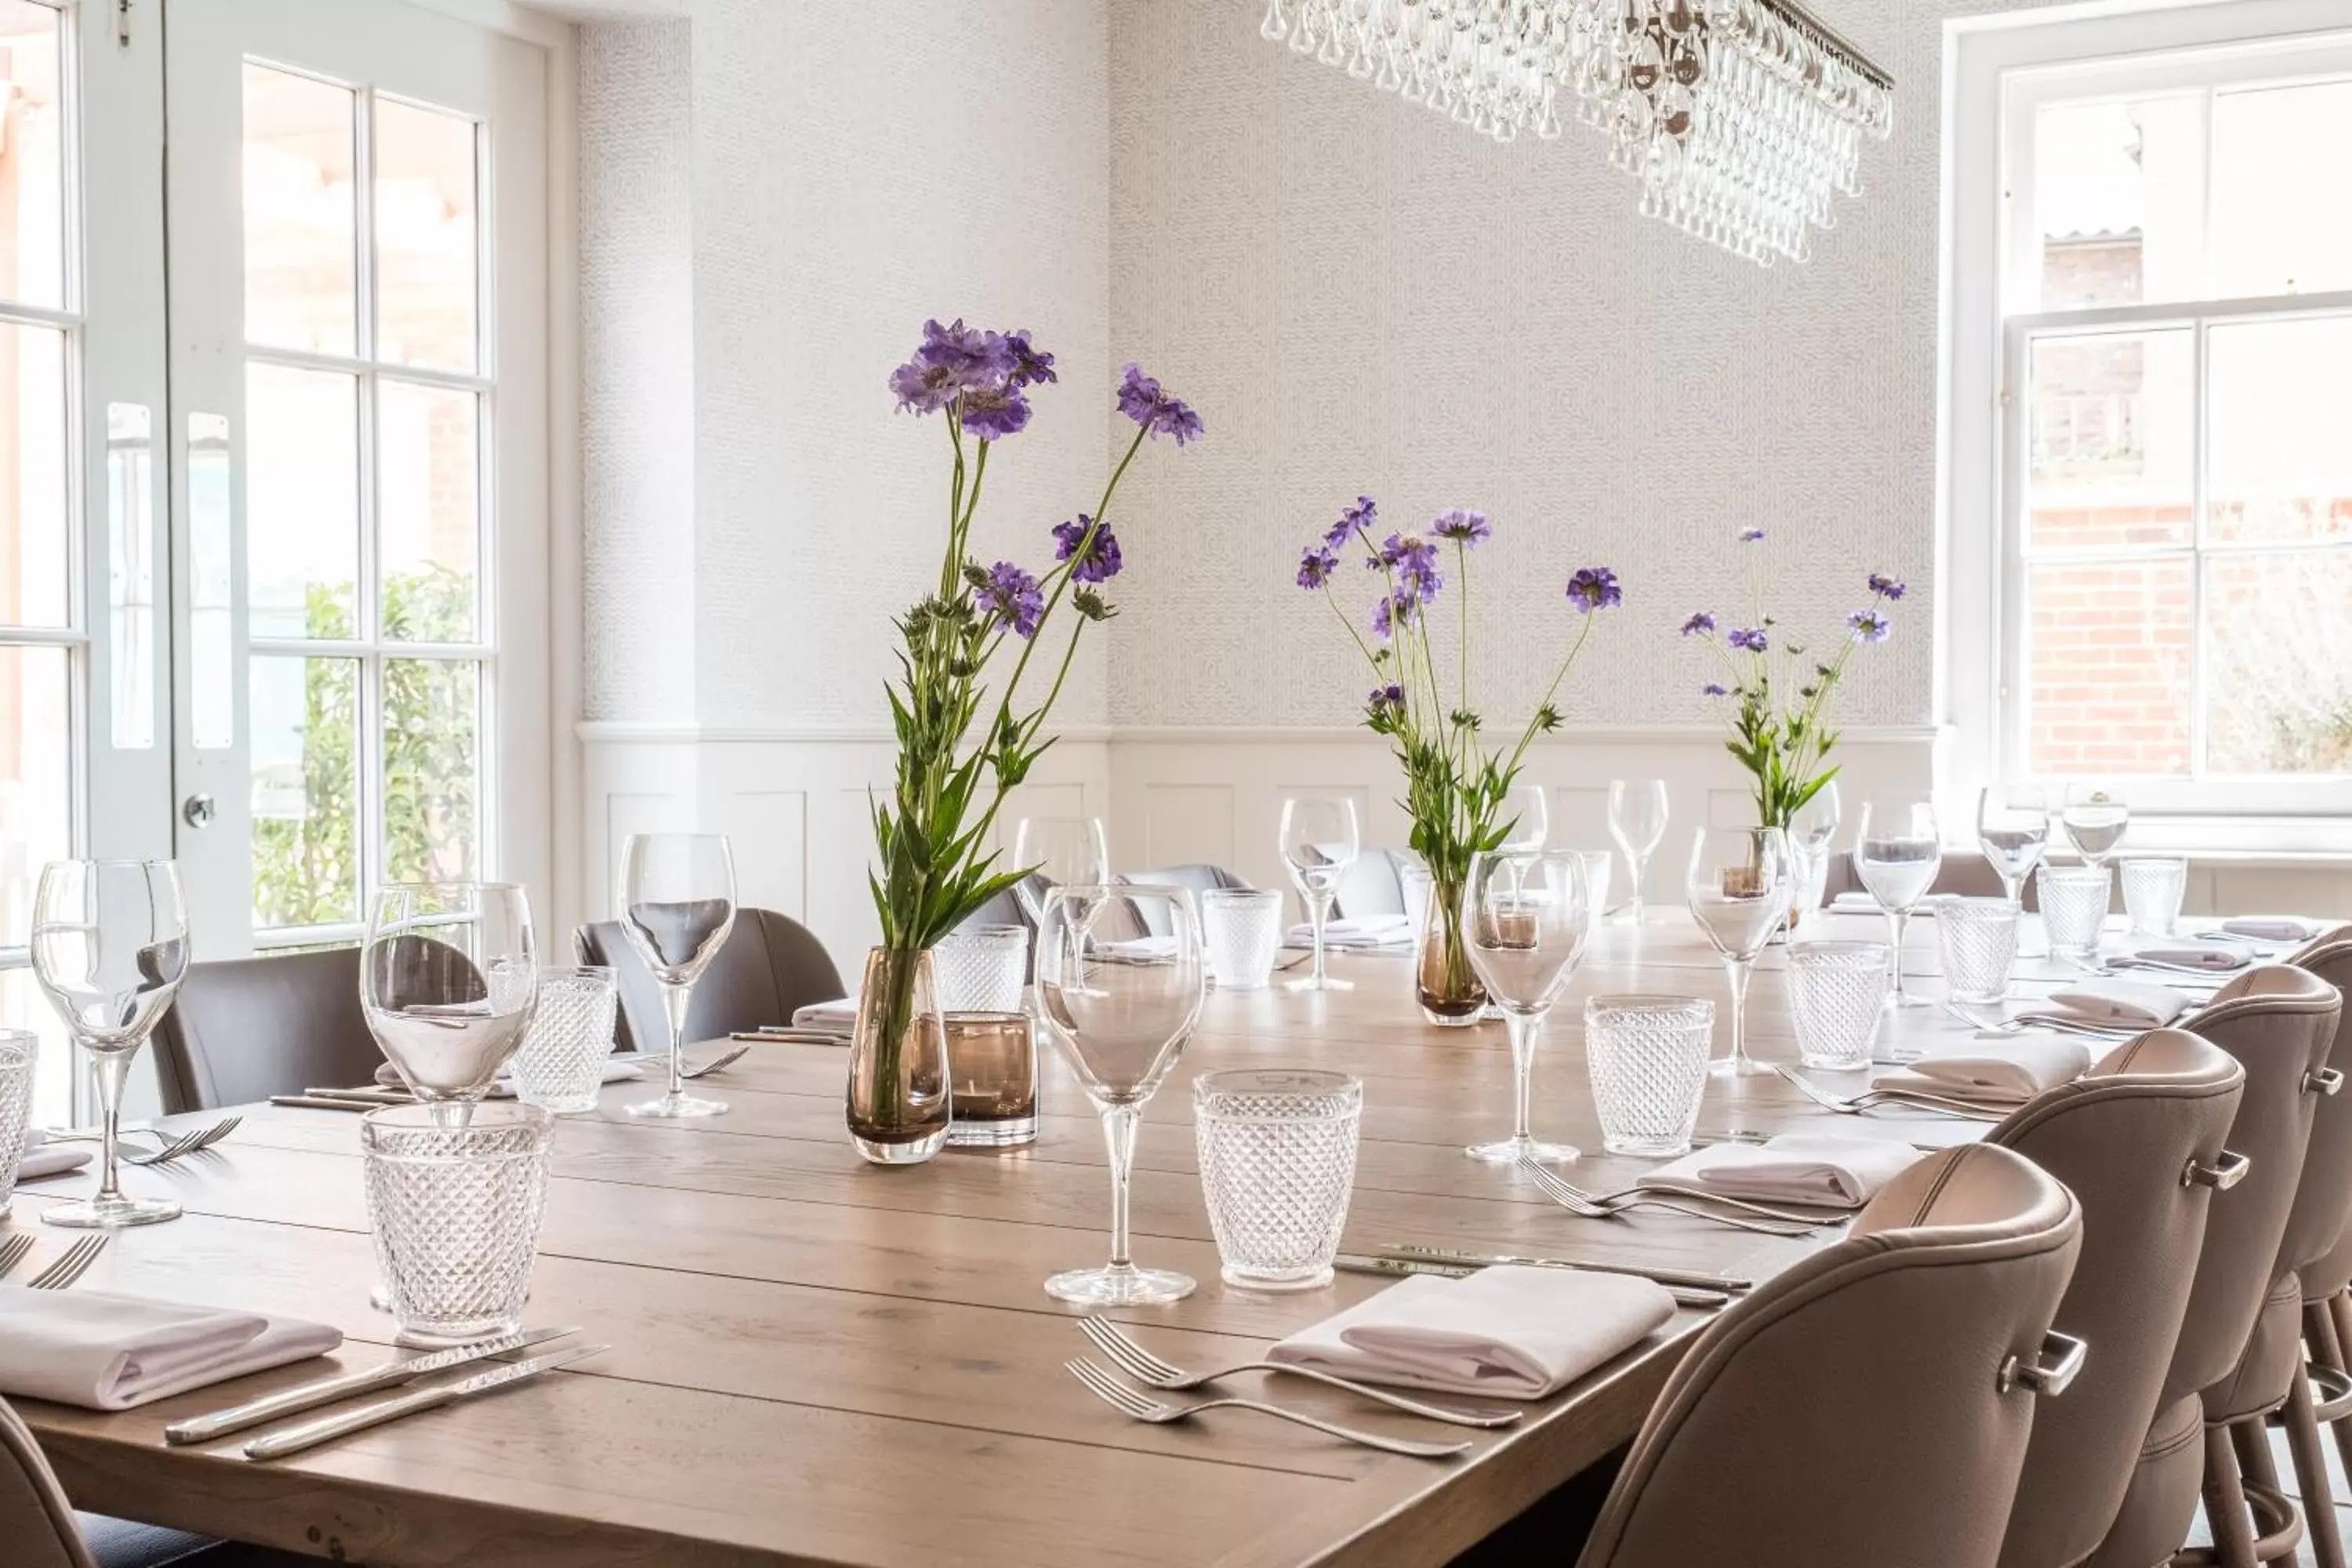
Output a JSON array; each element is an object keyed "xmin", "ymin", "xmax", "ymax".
[{"xmin": 1258, "ymin": 0, "xmax": 1894, "ymax": 267}]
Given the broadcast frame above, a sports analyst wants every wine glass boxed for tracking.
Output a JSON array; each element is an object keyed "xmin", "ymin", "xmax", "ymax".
[
  {"xmin": 1854, "ymin": 800, "xmax": 1942, "ymax": 1012},
  {"xmin": 1497, "ymin": 782, "xmax": 1550, "ymax": 853},
  {"xmin": 2061, "ymin": 785, "xmax": 2129, "ymax": 868},
  {"xmin": 1686, "ymin": 828, "xmax": 1792, "ymax": 1077},
  {"xmin": 1280, "ymin": 797, "xmax": 1359, "ymax": 993},
  {"xmin": 1977, "ymin": 784, "xmax": 2050, "ymax": 904},
  {"xmin": 362, "ymin": 882, "xmax": 539, "ymax": 1103},
  {"xmin": 28, "ymin": 860, "xmax": 188, "ymax": 1228},
  {"xmin": 1608, "ymin": 779, "xmax": 1669, "ymax": 924},
  {"xmin": 1011, "ymin": 816, "xmax": 1110, "ymax": 924},
  {"xmin": 1036, "ymin": 884, "xmax": 1206, "ymax": 1305},
  {"xmin": 616, "ymin": 834, "xmax": 737, "ymax": 1118},
  {"xmin": 1787, "ymin": 779, "xmax": 1842, "ymax": 920},
  {"xmin": 1461, "ymin": 851, "xmax": 1592, "ymax": 1163}
]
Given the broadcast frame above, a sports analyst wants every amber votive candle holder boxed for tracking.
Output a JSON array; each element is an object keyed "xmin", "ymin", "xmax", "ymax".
[{"xmin": 945, "ymin": 1011, "xmax": 1037, "ymax": 1148}]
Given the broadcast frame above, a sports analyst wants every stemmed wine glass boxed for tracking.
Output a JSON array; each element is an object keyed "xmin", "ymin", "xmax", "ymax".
[
  {"xmin": 1036, "ymin": 885, "xmax": 1206, "ymax": 1305},
  {"xmin": 1497, "ymin": 782, "xmax": 1550, "ymax": 853},
  {"xmin": 1977, "ymin": 784, "xmax": 2050, "ymax": 904},
  {"xmin": 362, "ymin": 882, "xmax": 540, "ymax": 1104},
  {"xmin": 1788, "ymin": 779, "xmax": 1842, "ymax": 920},
  {"xmin": 1461, "ymin": 851, "xmax": 1592, "ymax": 1163},
  {"xmin": 1280, "ymin": 797, "xmax": 1359, "ymax": 993},
  {"xmin": 1854, "ymin": 800, "xmax": 1943, "ymax": 1012},
  {"xmin": 616, "ymin": 834, "xmax": 737, "ymax": 1118},
  {"xmin": 1686, "ymin": 829, "xmax": 1792, "ymax": 1077},
  {"xmin": 1012, "ymin": 816, "xmax": 1110, "ymax": 924},
  {"xmin": 1608, "ymin": 779, "xmax": 1669, "ymax": 924},
  {"xmin": 29, "ymin": 860, "xmax": 188, "ymax": 1228},
  {"xmin": 2060, "ymin": 786, "xmax": 2129, "ymax": 868}
]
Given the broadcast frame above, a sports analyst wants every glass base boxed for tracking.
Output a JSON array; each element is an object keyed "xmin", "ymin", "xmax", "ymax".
[
  {"xmin": 1798, "ymin": 1054, "xmax": 1872, "ymax": 1073},
  {"xmin": 853, "ymin": 1127, "xmax": 949, "ymax": 1164},
  {"xmin": 948, "ymin": 1116, "xmax": 1036, "ymax": 1149},
  {"xmin": 626, "ymin": 1090, "xmax": 728, "ymax": 1119},
  {"xmin": 1422, "ymin": 1005, "xmax": 1485, "ymax": 1028},
  {"xmin": 1883, "ymin": 990, "xmax": 1933, "ymax": 1011},
  {"xmin": 1285, "ymin": 974, "xmax": 1353, "ymax": 993},
  {"xmin": 1709, "ymin": 1054, "xmax": 1769, "ymax": 1077},
  {"xmin": 1221, "ymin": 1264, "xmax": 1335, "ymax": 1293},
  {"xmin": 1044, "ymin": 1262, "xmax": 1196, "ymax": 1305},
  {"xmin": 43, "ymin": 1192, "xmax": 180, "ymax": 1229},
  {"xmin": 1468, "ymin": 1134, "xmax": 1579, "ymax": 1164},
  {"xmin": 1602, "ymin": 1135, "xmax": 1693, "ymax": 1159},
  {"xmin": 393, "ymin": 1313, "xmax": 523, "ymax": 1350},
  {"xmin": 370, "ymin": 1282, "xmax": 391, "ymax": 1312}
]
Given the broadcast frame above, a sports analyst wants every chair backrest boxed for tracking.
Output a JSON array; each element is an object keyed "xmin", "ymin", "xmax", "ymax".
[
  {"xmin": 578, "ymin": 907, "xmax": 846, "ymax": 1053},
  {"xmin": 1331, "ymin": 848, "xmax": 1417, "ymax": 921},
  {"xmin": 149, "ymin": 946, "xmax": 381, "ymax": 1113},
  {"xmin": 2291, "ymin": 936, "xmax": 2352, "ymax": 1302},
  {"xmin": 1822, "ymin": 850, "xmax": 2040, "ymax": 911},
  {"xmin": 0, "ymin": 1399, "xmax": 95, "ymax": 1568},
  {"xmin": 1990, "ymin": 1029, "xmax": 2245, "ymax": 1568},
  {"xmin": 2267, "ymin": 942, "xmax": 2352, "ymax": 1290},
  {"xmin": 1115, "ymin": 866, "xmax": 1250, "ymax": 937},
  {"xmin": 1577, "ymin": 1144, "xmax": 2082, "ymax": 1568}
]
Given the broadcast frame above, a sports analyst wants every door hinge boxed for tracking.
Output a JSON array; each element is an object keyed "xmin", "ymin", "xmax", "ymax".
[{"xmin": 117, "ymin": 0, "xmax": 133, "ymax": 49}]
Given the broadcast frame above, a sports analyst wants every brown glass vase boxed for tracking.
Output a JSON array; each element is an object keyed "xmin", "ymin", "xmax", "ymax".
[
  {"xmin": 846, "ymin": 948, "xmax": 951, "ymax": 1165},
  {"xmin": 1416, "ymin": 878, "xmax": 1486, "ymax": 1027},
  {"xmin": 945, "ymin": 1011, "xmax": 1037, "ymax": 1148}
]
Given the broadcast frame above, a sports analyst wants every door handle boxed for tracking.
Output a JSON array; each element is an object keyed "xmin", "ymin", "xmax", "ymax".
[{"xmin": 182, "ymin": 793, "xmax": 217, "ymax": 829}]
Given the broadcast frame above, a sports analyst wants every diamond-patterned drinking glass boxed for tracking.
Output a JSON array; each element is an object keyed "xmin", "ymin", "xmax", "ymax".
[
  {"xmin": 1201, "ymin": 889, "xmax": 1283, "ymax": 991},
  {"xmin": 509, "ymin": 967, "xmax": 618, "ymax": 1115},
  {"xmin": 1787, "ymin": 942, "xmax": 1888, "ymax": 1070},
  {"xmin": 1936, "ymin": 898, "xmax": 2020, "ymax": 1007},
  {"xmin": 1194, "ymin": 1069, "xmax": 1361, "ymax": 1290},
  {"xmin": 1583, "ymin": 996, "xmax": 1714, "ymax": 1156},
  {"xmin": 2039, "ymin": 865, "xmax": 2114, "ymax": 961},
  {"xmin": 0, "ymin": 1031, "xmax": 36, "ymax": 1221},
  {"xmin": 2122, "ymin": 858, "xmax": 2189, "ymax": 937},
  {"xmin": 1577, "ymin": 851, "xmax": 1615, "ymax": 920},
  {"xmin": 363, "ymin": 1102, "xmax": 554, "ymax": 1347},
  {"xmin": 934, "ymin": 925, "xmax": 1029, "ymax": 1013}
]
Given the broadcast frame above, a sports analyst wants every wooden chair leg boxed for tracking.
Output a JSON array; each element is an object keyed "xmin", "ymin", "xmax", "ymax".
[
  {"xmin": 2209, "ymin": 1421, "xmax": 2267, "ymax": 1568},
  {"xmin": 2313, "ymin": 1301, "xmax": 2349, "ymax": 1377},
  {"xmin": 2331, "ymin": 1294, "xmax": 2352, "ymax": 1488},
  {"xmin": 2238, "ymin": 1417, "xmax": 2285, "ymax": 1498},
  {"xmin": 2287, "ymin": 1370, "xmax": 2347, "ymax": 1568}
]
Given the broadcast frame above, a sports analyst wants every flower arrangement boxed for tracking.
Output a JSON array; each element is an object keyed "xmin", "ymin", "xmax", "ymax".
[
  {"xmin": 1295, "ymin": 498, "xmax": 1619, "ymax": 1022},
  {"xmin": 1682, "ymin": 527, "xmax": 1904, "ymax": 831}
]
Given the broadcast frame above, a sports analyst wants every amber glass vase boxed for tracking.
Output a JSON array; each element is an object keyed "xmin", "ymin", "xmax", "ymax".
[
  {"xmin": 1416, "ymin": 878, "xmax": 1486, "ymax": 1027},
  {"xmin": 846, "ymin": 949, "xmax": 951, "ymax": 1165},
  {"xmin": 946, "ymin": 1011, "xmax": 1037, "ymax": 1148}
]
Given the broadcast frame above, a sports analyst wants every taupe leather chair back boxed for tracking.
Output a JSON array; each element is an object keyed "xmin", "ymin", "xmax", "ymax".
[
  {"xmin": 1578, "ymin": 1145, "xmax": 2083, "ymax": 1568},
  {"xmin": 1991, "ymin": 1029, "xmax": 2244, "ymax": 1568},
  {"xmin": 2290, "ymin": 938, "xmax": 2352, "ymax": 1305},
  {"xmin": 149, "ymin": 947, "xmax": 380, "ymax": 1113},
  {"xmin": 0, "ymin": 1399, "xmax": 95, "ymax": 1568},
  {"xmin": 1822, "ymin": 850, "xmax": 2041, "ymax": 911},
  {"xmin": 1331, "ymin": 848, "xmax": 1417, "ymax": 920},
  {"xmin": 1115, "ymin": 866, "xmax": 1250, "ymax": 937},
  {"xmin": 579, "ymin": 907, "xmax": 845, "ymax": 1053},
  {"xmin": 2265, "ymin": 949, "xmax": 2352, "ymax": 1312}
]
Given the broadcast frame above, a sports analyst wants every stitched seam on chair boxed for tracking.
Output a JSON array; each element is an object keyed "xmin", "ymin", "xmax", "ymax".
[{"xmin": 1901, "ymin": 1147, "xmax": 1972, "ymax": 1228}]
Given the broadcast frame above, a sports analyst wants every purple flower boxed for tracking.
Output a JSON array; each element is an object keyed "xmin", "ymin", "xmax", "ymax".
[
  {"xmin": 1738, "ymin": 527, "xmax": 1766, "ymax": 543},
  {"xmin": 1729, "ymin": 626, "xmax": 1769, "ymax": 652},
  {"xmin": 1702, "ymin": 682, "xmax": 1730, "ymax": 697},
  {"xmin": 1431, "ymin": 508, "xmax": 1492, "ymax": 548},
  {"xmin": 1680, "ymin": 611, "xmax": 1717, "ymax": 637},
  {"xmin": 1297, "ymin": 543, "xmax": 1341, "ymax": 590},
  {"xmin": 956, "ymin": 379, "xmax": 1032, "ymax": 440},
  {"xmin": 978, "ymin": 561, "xmax": 1044, "ymax": 640},
  {"xmin": 1117, "ymin": 363, "xmax": 1204, "ymax": 446},
  {"xmin": 1565, "ymin": 567, "xmax": 1622, "ymax": 614},
  {"xmin": 1054, "ymin": 516, "xmax": 1121, "ymax": 583},
  {"xmin": 890, "ymin": 318, "xmax": 1014, "ymax": 416},
  {"xmin": 1847, "ymin": 608, "xmax": 1893, "ymax": 644},
  {"xmin": 1327, "ymin": 495, "xmax": 1377, "ymax": 548},
  {"xmin": 1868, "ymin": 572, "xmax": 1906, "ymax": 601},
  {"xmin": 1374, "ymin": 532, "xmax": 1443, "ymax": 604},
  {"xmin": 1371, "ymin": 590, "xmax": 1418, "ymax": 642},
  {"xmin": 1002, "ymin": 329, "xmax": 1056, "ymax": 389},
  {"xmin": 1367, "ymin": 684, "xmax": 1406, "ymax": 718}
]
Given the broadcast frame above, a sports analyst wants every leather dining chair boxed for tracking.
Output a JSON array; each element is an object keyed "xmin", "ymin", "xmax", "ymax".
[
  {"xmin": 1988, "ymin": 1029, "xmax": 2245, "ymax": 1568},
  {"xmin": 578, "ymin": 907, "xmax": 845, "ymax": 1052},
  {"xmin": 1113, "ymin": 866, "xmax": 1250, "ymax": 936},
  {"xmin": 1820, "ymin": 849, "xmax": 2043, "ymax": 911},
  {"xmin": 2274, "ymin": 932, "xmax": 2352, "ymax": 1568},
  {"xmin": 2086, "ymin": 966, "xmax": 2340, "ymax": 1568},
  {"xmin": 1576, "ymin": 1143, "xmax": 2085, "ymax": 1568},
  {"xmin": 1331, "ymin": 848, "xmax": 1421, "ymax": 920},
  {"xmin": 148, "ymin": 948, "xmax": 381, "ymax": 1113}
]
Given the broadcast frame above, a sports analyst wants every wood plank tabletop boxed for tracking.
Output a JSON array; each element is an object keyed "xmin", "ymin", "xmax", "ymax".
[{"xmin": 5, "ymin": 909, "xmax": 2230, "ymax": 1567}]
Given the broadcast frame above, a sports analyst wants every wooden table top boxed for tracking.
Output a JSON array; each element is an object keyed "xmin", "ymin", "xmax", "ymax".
[{"xmin": 8, "ymin": 910, "xmax": 2227, "ymax": 1567}]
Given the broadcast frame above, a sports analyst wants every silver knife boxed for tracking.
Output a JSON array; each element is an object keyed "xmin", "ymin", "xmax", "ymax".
[
  {"xmin": 168, "ymin": 1327, "xmax": 579, "ymax": 1446},
  {"xmin": 1338, "ymin": 1254, "xmax": 1732, "ymax": 1310},
  {"xmin": 243, "ymin": 1343, "xmax": 609, "ymax": 1461},
  {"xmin": 1374, "ymin": 1245, "xmax": 1753, "ymax": 1294}
]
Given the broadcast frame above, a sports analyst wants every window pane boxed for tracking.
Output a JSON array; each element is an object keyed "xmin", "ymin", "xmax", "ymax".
[
  {"xmin": 374, "ymin": 98, "xmax": 477, "ymax": 372},
  {"xmin": 2027, "ymin": 557, "xmax": 2194, "ymax": 777},
  {"xmin": 0, "ymin": 968, "xmax": 71, "ymax": 1128},
  {"xmin": 0, "ymin": 322, "xmax": 66, "ymax": 630},
  {"xmin": 247, "ymin": 363, "xmax": 359, "ymax": 639},
  {"xmin": 2035, "ymin": 94, "xmax": 2203, "ymax": 309},
  {"xmin": 2212, "ymin": 81, "xmax": 2352, "ymax": 299},
  {"xmin": 2209, "ymin": 316, "xmax": 2352, "ymax": 546},
  {"xmin": 251, "ymin": 653, "xmax": 359, "ymax": 928},
  {"xmin": 243, "ymin": 63, "xmax": 357, "ymax": 357},
  {"xmin": 382, "ymin": 657, "xmax": 479, "ymax": 884},
  {"xmin": 2205, "ymin": 550, "xmax": 2352, "ymax": 776},
  {"xmin": 189, "ymin": 414, "xmax": 235, "ymax": 750},
  {"xmin": 0, "ymin": 1, "xmax": 64, "ymax": 311},
  {"xmin": 0, "ymin": 642, "xmax": 70, "ymax": 946},
  {"xmin": 107, "ymin": 405, "xmax": 156, "ymax": 750},
  {"xmin": 2027, "ymin": 329, "xmax": 2194, "ymax": 550},
  {"xmin": 378, "ymin": 381, "xmax": 478, "ymax": 640}
]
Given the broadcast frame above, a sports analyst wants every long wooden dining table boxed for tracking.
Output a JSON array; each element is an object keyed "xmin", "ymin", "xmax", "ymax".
[{"xmin": 6, "ymin": 909, "xmax": 2216, "ymax": 1566}]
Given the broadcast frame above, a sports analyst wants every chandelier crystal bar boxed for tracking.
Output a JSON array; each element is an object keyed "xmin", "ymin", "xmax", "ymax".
[{"xmin": 1259, "ymin": 0, "xmax": 1894, "ymax": 267}]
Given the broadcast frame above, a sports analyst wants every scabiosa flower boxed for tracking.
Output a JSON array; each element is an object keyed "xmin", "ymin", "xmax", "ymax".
[
  {"xmin": 1847, "ymin": 608, "xmax": 1893, "ymax": 644},
  {"xmin": 1738, "ymin": 527, "xmax": 1767, "ymax": 543},
  {"xmin": 1681, "ymin": 611, "xmax": 1717, "ymax": 637},
  {"xmin": 1431, "ymin": 508, "xmax": 1492, "ymax": 548},
  {"xmin": 1371, "ymin": 590, "xmax": 1419, "ymax": 642},
  {"xmin": 956, "ymin": 379, "xmax": 1031, "ymax": 440},
  {"xmin": 1002, "ymin": 329, "xmax": 1056, "ymax": 389},
  {"xmin": 1367, "ymin": 684, "xmax": 1406, "ymax": 718},
  {"xmin": 1296, "ymin": 543, "xmax": 1340, "ymax": 590},
  {"xmin": 1728, "ymin": 626, "xmax": 1769, "ymax": 652},
  {"xmin": 1374, "ymin": 533, "xmax": 1444, "ymax": 604},
  {"xmin": 1868, "ymin": 572, "xmax": 1907, "ymax": 601},
  {"xmin": 1053, "ymin": 516, "xmax": 1121, "ymax": 583},
  {"xmin": 1117, "ymin": 363, "xmax": 1205, "ymax": 446},
  {"xmin": 1327, "ymin": 495, "xmax": 1377, "ymax": 547},
  {"xmin": 889, "ymin": 318, "xmax": 1014, "ymax": 416},
  {"xmin": 1566, "ymin": 567, "xmax": 1622, "ymax": 614},
  {"xmin": 978, "ymin": 561, "xmax": 1044, "ymax": 640},
  {"xmin": 1702, "ymin": 682, "xmax": 1730, "ymax": 697}
]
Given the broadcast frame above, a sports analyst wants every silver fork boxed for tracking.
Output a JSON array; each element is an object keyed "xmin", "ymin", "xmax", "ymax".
[
  {"xmin": 1771, "ymin": 1065, "xmax": 2009, "ymax": 1123},
  {"xmin": 681, "ymin": 1044, "xmax": 750, "ymax": 1080},
  {"xmin": 1519, "ymin": 1160, "xmax": 1824, "ymax": 1236},
  {"xmin": 1076, "ymin": 1317, "xmax": 1522, "ymax": 1429},
  {"xmin": 27, "ymin": 1234, "xmax": 107, "ymax": 1290},
  {"xmin": 1541, "ymin": 1171, "xmax": 1849, "ymax": 1228},
  {"xmin": 51, "ymin": 1116, "xmax": 241, "ymax": 1165},
  {"xmin": 1064, "ymin": 1359, "xmax": 1472, "ymax": 1458},
  {"xmin": 0, "ymin": 1232, "xmax": 34, "ymax": 1279}
]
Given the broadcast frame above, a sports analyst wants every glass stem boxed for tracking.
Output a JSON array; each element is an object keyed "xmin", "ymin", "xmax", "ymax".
[
  {"xmin": 1725, "ymin": 956, "xmax": 1754, "ymax": 1072},
  {"xmin": 1887, "ymin": 909, "xmax": 1911, "ymax": 1002},
  {"xmin": 1631, "ymin": 855, "xmax": 1649, "ymax": 924},
  {"xmin": 1308, "ymin": 892, "xmax": 1333, "ymax": 986},
  {"xmin": 1505, "ymin": 1012, "xmax": 1537, "ymax": 1143},
  {"xmin": 662, "ymin": 982, "xmax": 692, "ymax": 1097},
  {"xmin": 90, "ymin": 1050, "xmax": 129, "ymax": 1204},
  {"xmin": 1101, "ymin": 1104, "xmax": 1139, "ymax": 1271}
]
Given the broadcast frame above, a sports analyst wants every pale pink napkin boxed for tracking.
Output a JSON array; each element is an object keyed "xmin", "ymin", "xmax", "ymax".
[
  {"xmin": 0, "ymin": 1285, "xmax": 341, "ymax": 1410},
  {"xmin": 1639, "ymin": 1134, "xmax": 1926, "ymax": 1207}
]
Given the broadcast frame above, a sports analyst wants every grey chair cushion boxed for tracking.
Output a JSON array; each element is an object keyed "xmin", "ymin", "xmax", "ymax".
[
  {"xmin": 148, "ymin": 948, "xmax": 379, "ymax": 1113},
  {"xmin": 578, "ymin": 907, "xmax": 846, "ymax": 1052}
]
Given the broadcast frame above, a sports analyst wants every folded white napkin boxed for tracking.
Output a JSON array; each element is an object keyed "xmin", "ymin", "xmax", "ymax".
[
  {"xmin": 1639, "ymin": 1134, "xmax": 1926, "ymax": 1208},
  {"xmin": 13, "ymin": 1130, "xmax": 93, "ymax": 1184},
  {"xmin": 1286, "ymin": 914, "xmax": 1416, "ymax": 949},
  {"xmin": 375, "ymin": 1058, "xmax": 644, "ymax": 1094},
  {"xmin": 791, "ymin": 996, "xmax": 858, "ymax": 1033},
  {"xmin": 2132, "ymin": 945, "xmax": 2249, "ymax": 972},
  {"xmin": 1094, "ymin": 935, "xmax": 1178, "ymax": 962},
  {"xmin": 2223, "ymin": 917, "xmax": 2319, "ymax": 942},
  {"xmin": 0, "ymin": 1285, "xmax": 342, "ymax": 1411},
  {"xmin": 1875, "ymin": 1036, "xmax": 2092, "ymax": 1105},
  {"xmin": 2046, "ymin": 978, "xmax": 2190, "ymax": 1027},
  {"xmin": 1265, "ymin": 1265, "xmax": 1675, "ymax": 1400},
  {"xmin": 1831, "ymin": 892, "xmax": 1939, "ymax": 918}
]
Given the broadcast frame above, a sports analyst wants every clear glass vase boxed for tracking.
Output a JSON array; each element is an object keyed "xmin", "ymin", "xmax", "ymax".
[
  {"xmin": 1416, "ymin": 878, "xmax": 1486, "ymax": 1027},
  {"xmin": 846, "ymin": 948, "xmax": 951, "ymax": 1165}
]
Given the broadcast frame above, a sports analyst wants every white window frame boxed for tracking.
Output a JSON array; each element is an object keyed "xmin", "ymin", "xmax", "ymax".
[{"xmin": 1941, "ymin": 0, "xmax": 2352, "ymax": 855}]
